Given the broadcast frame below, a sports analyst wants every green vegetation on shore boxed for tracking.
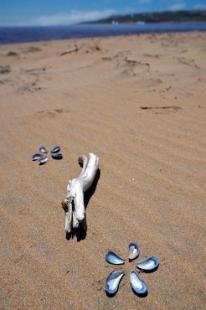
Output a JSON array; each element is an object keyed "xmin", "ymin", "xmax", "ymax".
[{"xmin": 86, "ymin": 10, "xmax": 206, "ymax": 24}]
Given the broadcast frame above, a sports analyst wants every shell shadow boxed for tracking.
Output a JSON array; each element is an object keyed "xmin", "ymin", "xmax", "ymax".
[
  {"xmin": 66, "ymin": 169, "xmax": 100, "ymax": 242},
  {"xmin": 66, "ymin": 218, "xmax": 87, "ymax": 241},
  {"xmin": 131, "ymin": 288, "xmax": 148, "ymax": 298},
  {"xmin": 105, "ymin": 291, "xmax": 117, "ymax": 298}
]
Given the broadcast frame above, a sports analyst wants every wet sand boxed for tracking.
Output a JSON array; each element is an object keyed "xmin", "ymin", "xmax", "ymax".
[{"xmin": 0, "ymin": 32, "xmax": 206, "ymax": 309}]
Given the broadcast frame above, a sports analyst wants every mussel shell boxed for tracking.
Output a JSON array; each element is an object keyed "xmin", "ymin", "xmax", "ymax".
[
  {"xmin": 32, "ymin": 153, "xmax": 43, "ymax": 161},
  {"xmin": 137, "ymin": 256, "xmax": 159, "ymax": 272},
  {"xmin": 51, "ymin": 145, "xmax": 61, "ymax": 153},
  {"xmin": 51, "ymin": 153, "xmax": 63, "ymax": 160},
  {"xmin": 104, "ymin": 270, "xmax": 125, "ymax": 296},
  {"xmin": 38, "ymin": 156, "xmax": 48, "ymax": 165},
  {"xmin": 130, "ymin": 271, "xmax": 148, "ymax": 296},
  {"xmin": 39, "ymin": 146, "xmax": 48, "ymax": 154},
  {"xmin": 105, "ymin": 251, "xmax": 125, "ymax": 265},
  {"xmin": 128, "ymin": 242, "xmax": 140, "ymax": 261}
]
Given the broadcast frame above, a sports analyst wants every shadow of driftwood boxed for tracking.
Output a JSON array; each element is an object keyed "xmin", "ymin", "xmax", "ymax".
[{"xmin": 66, "ymin": 169, "xmax": 101, "ymax": 241}]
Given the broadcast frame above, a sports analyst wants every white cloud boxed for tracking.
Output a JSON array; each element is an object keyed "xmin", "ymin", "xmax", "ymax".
[
  {"xmin": 15, "ymin": 10, "xmax": 116, "ymax": 26},
  {"xmin": 169, "ymin": 2, "xmax": 186, "ymax": 11}
]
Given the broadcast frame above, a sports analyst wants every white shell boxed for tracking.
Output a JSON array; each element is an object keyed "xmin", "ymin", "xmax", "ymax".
[
  {"xmin": 128, "ymin": 242, "xmax": 140, "ymax": 261},
  {"xmin": 130, "ymin": 271, "xmax": 148, "ymax": 296},
  {"xmin": 105, "ymin": 251, "xmax": 125, "ymax": 265},
  {"xmin": 105, "ymin": 270, "xmax": 125, "ymax": 296},
  {"xmin": 137, "ymin": 256, "xmax": 159, "ymax": 272},
  {"xmin": 39, "ymin": 146, "xmax": 48, "ymax": 154}
]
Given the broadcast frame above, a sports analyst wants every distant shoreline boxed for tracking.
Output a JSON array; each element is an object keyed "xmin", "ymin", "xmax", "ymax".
[{"xmin": 85, "ymin": 9, "xmax": 206, "ymax": 24}]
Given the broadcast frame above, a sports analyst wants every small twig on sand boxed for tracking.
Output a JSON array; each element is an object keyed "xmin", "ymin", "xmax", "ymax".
[{"xmin": 60, "ymin": 45, "xmax": 79, "ymax": 56}]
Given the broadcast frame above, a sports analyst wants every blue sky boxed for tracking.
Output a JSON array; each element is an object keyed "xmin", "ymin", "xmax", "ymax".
[{"xmin": 0, "ymin": 0, "xmax": 205, "ymax": 26}]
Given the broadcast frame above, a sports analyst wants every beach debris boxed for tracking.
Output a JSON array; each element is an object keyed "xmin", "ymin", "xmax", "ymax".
[
  {"xmin": 6, "ymin": 51, "xmax": 18, "ymax": 57},
  {"xmin": 32, "ymin": 153, "xmax": 44, "ymax": 161},
  {"xmin": 51, "ymin": 153, "xmax": 63, "ymax": 160},
  {"xmin": 39, "ymin": 146, "xmax": 48, "ymax": 154},
  {"xmin": 140, "ymin": 105, "xmax": 181, "ymax": 112},
  {"xmin": 128, "ymin": 242, "xmax": 140, "ymax": 261},
  {"xmin": 60, "ymin": 46, "xmax": 79, "ymax": 56},
  {"xmin": 61, "ymin": 153, "xmax": 99, "ymax": 234},
  {"xmin": 104, "ymin": 243, "xmax": 159, "ymax": 297},
  {"xmin": 38, "ymin": 156, "xmax": 48, "ymax": 165},
  {"xmin": 51, "ymin": 145, "xmax": 61, "ymax": 153},
  {"xmin": 137, "ymin": 256, "xmax": 159, "ymax": 272},
  {"xmin": 130, "ymin": 271, "xmax": 148, "ymax": 296},
  {"xmin": 0, "ymin": 65, "xmax": 11, "ymax": 74},
  {"xmin": 104, "ymin": 271, "xmax": 125, "ymax": 296},
  {"xmin": 105, "ymin": 251, "xmax": 125, "ymax": 265},
  {"xmin": 25, "ymin": 46, "xmax": 42, "ymax": 53}
]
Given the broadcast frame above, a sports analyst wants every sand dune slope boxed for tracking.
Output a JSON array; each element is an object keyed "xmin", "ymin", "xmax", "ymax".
[{"xmin": 0, "ymin": 32, "xmax": 206, "ymax": 309}]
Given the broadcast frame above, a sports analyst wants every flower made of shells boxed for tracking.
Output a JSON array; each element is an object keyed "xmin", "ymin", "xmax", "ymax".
[
  {"xmin": 104, "ymin": 242, "xmax": 159, "ymax": 297},
  {"xmin": 32, "ymin": 145, "xmax": 63, "ymax": 165}
]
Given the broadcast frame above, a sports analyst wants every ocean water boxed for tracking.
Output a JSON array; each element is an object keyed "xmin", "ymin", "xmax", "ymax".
[{"xmin": 0, "ymin": 22, "xmax": 206, "ymax": 45}]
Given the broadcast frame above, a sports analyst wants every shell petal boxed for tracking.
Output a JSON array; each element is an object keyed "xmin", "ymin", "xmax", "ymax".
[
  {"xmin": 51, "ymin": 145, "xmax": 61, "ymax": 153},
  {"xmin": 130, "ymin": 271, "xmax": 148, "ymax": 296},
  {"xmin": 105, "ymin": 251, "xmax": 125, "ymax": 265},
  {"xmin": 32, "ymin": 153, "xmax": 43, "ymax": 161},
  {"xmin": 128, "ymin": 242, "xmax": 140, "ymax": 261},
  {"xmin": 137, "ymin": 256, "xmax": 159, "ymax": 272},
  {"xmin": 51, "ymin": 153, "xmax": 63, "ymax": 160},
  {"xmin": 104, "ymin": 270, "xmax": 125, "ymax": 296},
  {"xmin": 39, "ymin": 146, "xmax": 48, "ymax": 154},
  {"xmin": 38, "ymin": 157, "xmax": 48, "ymax": 165}
]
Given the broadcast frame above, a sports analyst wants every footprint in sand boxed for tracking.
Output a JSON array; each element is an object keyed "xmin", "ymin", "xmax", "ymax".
[
  {"xmin": 143, "ymin": 53, "xmax": 161, "ymax": 59},
  {"xmin": 116, "ymin": 57, "xmax": 150, "ymax": 77},
  {"xmin": 176, "ymin": 57, "xmax": 200, "ymax": 69},
  {"xmin": 0, "ymin": 65, "xmax": 11, "ymax": 74},
  {"xmin": 34, "ymin": 108, "xmax": 70, "ymax": 120},
  {"xmin": 23, "ymin": 46, "xmax": 42, "ymax": 53},
  {"xmin": 24, "ymin": 67, "xmax": 47, "ymax": 76},
  {"xmin": 6, "ymin": 51, "xmax": 19, "ymax": 57}
]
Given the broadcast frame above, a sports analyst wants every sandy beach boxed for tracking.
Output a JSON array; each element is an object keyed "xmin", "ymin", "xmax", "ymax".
[{"xmin": 0, "ymin": 32, "xmax": 206, "ymax": 309}]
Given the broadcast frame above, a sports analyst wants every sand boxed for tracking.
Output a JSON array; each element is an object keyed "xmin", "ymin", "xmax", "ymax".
[{"xmin": 0, "ymin": 32, "xmax": 206, "ymax": 309}]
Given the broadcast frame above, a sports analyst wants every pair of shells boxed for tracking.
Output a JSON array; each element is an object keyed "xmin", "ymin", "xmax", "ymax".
[
  {"xmin": 105, "ymin": 243, "xmax": 159, "ymax": 296},
  {"xmin": 32, "ymin": 146, "xmax": 62, "ymax": 165}
]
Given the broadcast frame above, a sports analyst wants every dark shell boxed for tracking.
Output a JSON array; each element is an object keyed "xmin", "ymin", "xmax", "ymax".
[
  {"xmin": 38, "ymin": 157, "xmax": 48, "ymax": 165},
  {"xmin": 104, "ymin": 270, "xmax": 125, "ymax": 296},
  {"xmin": 51, "ymin": 153, "xmax": 63, "ymax": 160},
  {"xmin": 105, "ymin": 251, "xmax": 125, "ymax": 265},
  {"xmin": 51, "ymin": 145, "xmax": 61, "ymax": 153},
  {"xmin": 32, "ymin": 153, "xmax": 43, "ymax": 161}
]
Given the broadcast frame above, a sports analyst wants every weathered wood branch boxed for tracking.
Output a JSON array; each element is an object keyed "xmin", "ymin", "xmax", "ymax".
[
  {"xmin": 60, "ymin": 45, "xmax": 79, "ymax": 56},
  {"xmin": 61, "ymin": 153, "xmax": 99, "ymax": 234}
]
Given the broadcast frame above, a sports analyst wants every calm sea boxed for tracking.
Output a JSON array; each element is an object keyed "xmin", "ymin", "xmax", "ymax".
[{"xmin": 0, "ymin": 22, "xmax": 206, "ymax": 45}]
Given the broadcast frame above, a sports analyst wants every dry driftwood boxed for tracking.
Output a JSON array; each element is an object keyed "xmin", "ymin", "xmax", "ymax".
[
  {"xmin": 60, "ymin": 46, "xmax": 79, "ymax": 56},
  {"xmin": 62, "ymin": 153, "xmax": 99, "ymax": 234}
]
